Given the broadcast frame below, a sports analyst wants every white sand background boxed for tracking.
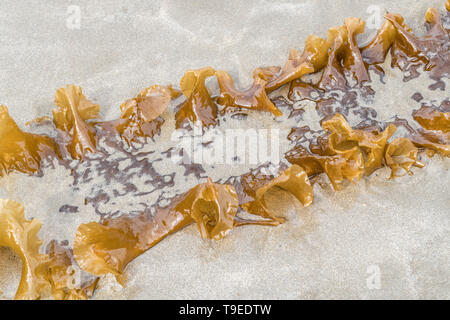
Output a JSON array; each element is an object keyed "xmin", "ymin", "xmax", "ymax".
[{"xmin": 0, "ymin": 0, "xmax": 449, "ymax": 299}]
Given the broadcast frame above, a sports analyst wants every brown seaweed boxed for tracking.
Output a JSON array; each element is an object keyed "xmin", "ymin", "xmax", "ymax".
[
  {"xmin": 411, "ymin": 106, "xmax": 450, "ymax": 156},
  {"xmin": 0, "ymin": 199, "xmax": 97, "ymax": 300},
  {"xmin": 240, "ymin": 165, "xmax": 313, "ymax": 223},
  {"xmin": 286, "ymin": 114, "xmax": 396, "ymax": 189},
  {"xmin": 1, "ymin": 0, "xmax": 449, "ymax": 301},
  {"xmin": 386, "ymin": 8, "xmax": 449, "ymax": 83},
  {"xmin": 115, "ymin": 85, "xmax": 181, "ymax": 145},
  {"xmin": 53, "ymin": 85, "xmax": 100, "ymax": 159},
  {"xmin": 322, "ymin": 114, "xmax": 396, "ymax": 175},
  {"xmin": 216, "ymin": 70, "xmax": 283, "ymax": 116},
  {"xmin": 360, "ymin": 18, "xmax": 398, "ymax": 65},
  {"xmin": 46, "ymin": 240, "xmax": 99, "ymax": 300},
  {"xmin": 175, "ymin": 67, "xmax": 218, "ymax": 129},
  {"xmin": 73, "ymin": 179, "xmax": 238, "ymax": 284},
  {"xmin": 265, "ymin": 35, "xmax": 329, "ymax": 92},
  {"xmin": 385, "ymin": 138, "xmax": 423, "ymax": 179},
  {"xmin": 0, "ymin": 105, "xmax": 58, "ymax": 176},
  {"xmin": 319, "ymin": 18, "xmax": 370, "ymax": 90}
]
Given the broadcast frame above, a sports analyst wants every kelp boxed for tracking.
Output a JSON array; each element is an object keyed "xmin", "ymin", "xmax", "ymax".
[
  {"xmin": 175, "ymin": 67, "xmax": 218, "ymax": 129},
  {"xmin": 385, "ymin": 8, "xmax": 449, "ymax": 82},
  {"xmin": 360, "ymin": 17, "xmax": 398, "ymax": 65},
  {"xmin": 319, "ymin": 26, "xmax": 346, "ymax": 91},
  {"xmin": 0, "ymin": 199, "xmax": 96, "ymax": 300},
  {"xmin": 286, "ymin": 114, "xmax": 396, "ymax": 189},
  {"xmin": 0, "ymin": 105, "xmax": 57, "ymax": 177},
  {"xmin": 73, "ymin": 179, "xmax": 238, "ymax": 284},
  {"xmin": 411, "ymin": 130, "xmax": 450, "ymax": 156},
  {"xmin": 411, "ymin": 106, "xmax": 450, "ymax": 156},
  {"xmin": 252, "ymin": 66, "xmax": 281, "ymax": 82},
  {"xmin": 1, "ymin": 0, "xmax": 449, "ymax": 302},
  {"xmin": 319, "ymin": 18, "xmax": 369, "ymax": 90},
  {"xmin": 286, "ymin": 144, "xmax": 364, "ymax": 191},
  {"xmin": 385, "ymin": 13, "xmax": 429, "ymax": 75},
  {"xmin": 115, "ymin": 85, "xmax": 181, "ymax": 145},
  {"xmin": 0, "ymin": 199, "xmax": 50, "ymax": 299},
  {"xmin": 413, "ymin": 106, "xmax": 450, "ymax": 133},
  {"xmin": 424, "ymin": 7, "xmax": 448, "ymax": 39},
  {"xmin": 240, "ymin": 165, "xmax": 313, "ymax": 223},
  {"xmin": 289, "ymin": 18, "xmax": 375, "ymax": 97},
  {"xmin": 385, "ymin": 138, "xmax": 423, "ymax": 179},
  {"xmin": 322, "ymin": 114, "xmax": 396, "ymax": 175},
  {"xmin": 53, "ymin": 85, "xmax": 100, "ymax": 159},
  {"xmin": 216, "ymin": 70, "xmax": 282, "ymax": 116},
  {"xmin": 342, "ymin": 18, "xmax": 371, "ymax": 84},
  {"xmin": 46, "ymin": 240, "xmax": 99, "ymax": 300},
  {"xmin": 265, "ymin": 35, "xmax": 329, "ymax": 92}
]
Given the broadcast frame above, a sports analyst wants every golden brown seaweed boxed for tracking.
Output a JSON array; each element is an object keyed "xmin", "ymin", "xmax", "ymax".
[
  {"xmin": 241, "ymin": 165, "xmax": 313, "ymax": 222},
  {"xmin": 73, "ymin": 179, "xmax": 238, "ymax": 284},
  {"xmin": 361, "ymin": 19, "xmax": 397, "ymax": 65},
  {"xmin": 265, "ymin": 35, "xmax": 329, "ymax": 92},
  {"xmin": 384, "ymin": 12, "xmax": 442, "ymax": 75},
  {"xmin": 413, "ymin": 106, "xmax": 450, "ymax": 133},
  {"xmin": 53, "ymin": 85, "xmax": 100, "ymax": 159},
  {"xmin": 46, "ymin": 240, "xmax": 98, "ymax": 300},
  {"xmin": 286, "ymin": 144, "xmax": 364, "ymax": 191},
  {"xmin": 1, "ymin": 1, "xmax": 449, "ymax": 302},
  {"xmin": 342, "ymin": 17, "xmax": 371, "ymax": 84},
  {"xmin": 0, "ymin": 199, "xmax": 98, "ymax": 300},
  {"xmin": 286, "ymin": 114, "xmax": 396, "ymax": 189},
  {"xmin": 253, "ymin": 66, "xmax": 282, "ymax": 82},
  {"xmin": 115, "ymin": 85, "xmax": 181, "ymax": 145},
  {"xmin": 216, "ymin": 70, "xmax": 282, "ymax": 116},
  {"xmin": 424, "ymin": 8, "xmax": 448, "ymax": 39},
  {"xmin": 189, "ymin": 179, "xmax": 239, "ymax": 240},
  {"xmin": 385, "ymin": 138, "xmax": 423, "ymax": 179},
  {"xmin": 411, "ymin": 106, "xmax": 450, "ymax": 156},
  {"xmin": 363, "ymin": 5, "xmax": 449, "ymax": 81},
  {"xmin": 175, "ymin": 67, "xmax": 218, "ymax": 129},
  {"xmin": 411, "ymin": 130, "xmax": 450, "ymax": 156},
  {"xmin": 318, "ymin": 25, "xmax": 349, "ymax": 91},
  {"xmin": 322, "ymin": 114, "xmax": 396, "ymax": 175},
  {"xmin": 319, "ymin": 18, "xmax": 370, "ymax": 90},
  {"xmin": 0, "ymin": 199, "xmax": 50, "ymax": 299},
  {"xmin": 0, "ymin": 105, "xmax": 57, "ymax": 176}
]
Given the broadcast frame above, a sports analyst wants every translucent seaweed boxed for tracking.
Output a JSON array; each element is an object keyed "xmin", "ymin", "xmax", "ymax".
[
  {"xmin": 175, "ymin": 67, "xmax": 218, "ymax": 129},
  {"xmin": 53, "ymin": 85, "xmax": 100, "ymax": 159},
  {"xmin": 413, "ymin": 106, "xmax": 450, "ymax": 133},
  {"xmin": 286, "ymin": 114, "xmax": 396, "ymax": 189},
  {"xmin": 0, "ymin": 199, "xmax": 50, "ymax": 299},
  {"xmin": 319, "ymin": 18, "xmax": 369, "ymax": 90},
  {"xmin": 0, "ymin": 105, "xmax": 57, "ymax": 176},
  {"xmin": 46, "ymin": 240, "xmax": 99, "ymax": 300},
  {"xmin": 385, "ymin": 138, "xmax": 423, "ymax": 179},
  {"xmin": 241, "ymin": 165, "xmax": 313, "ymax": 223},
  {"xmin": 0, "ymin": 199, "xmax": 96, "ymax": 300},
  {"xmin": 412, "ymin": 106, "xmax": 450, "ymax": 156},
  {"xmin": 360, "ymin": 18, "xmax": 397, "ymax": 65},
  {"xmin": 286, "ymin": 144, "xmax": 364, "ymax": 191},
  {"xmin": 216, "ymin": 70, "xmax": 282, "ymax": 116},
  {"xmin": 73, "ymin": 179, "xmax": 238, "ymax": 284},
  {"xmin": 115, "ymin": 85, "xmax": 181, "ymax": 145},
  {"xmin": 322, "ymin": 114, "xmax": 396, "ymax": 175},
  {"xmin": 265, "ymin": 35, "xmax": 329, "ymax": 92}
]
